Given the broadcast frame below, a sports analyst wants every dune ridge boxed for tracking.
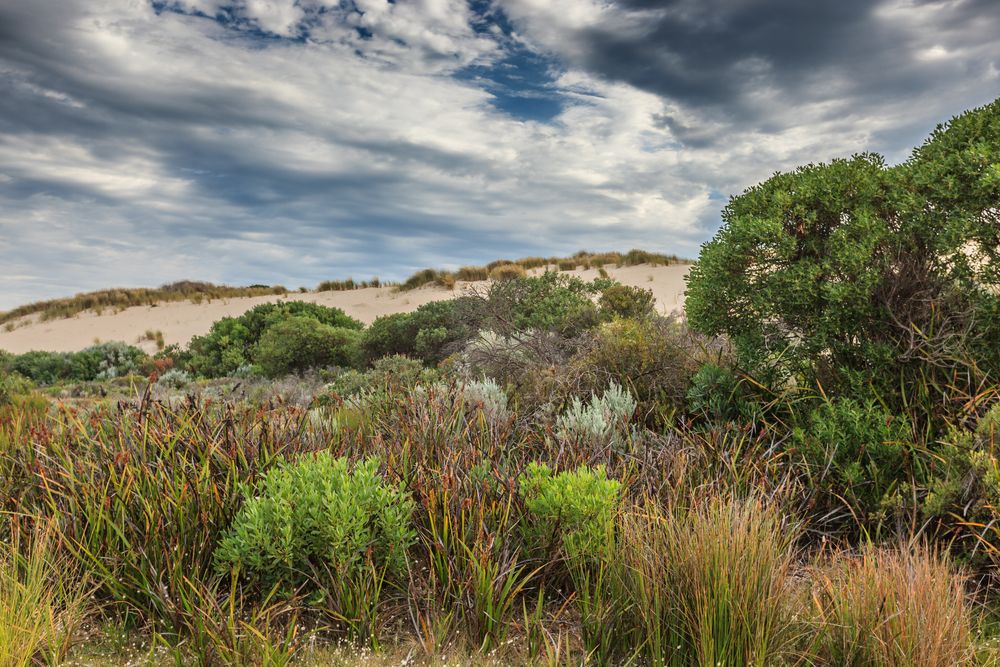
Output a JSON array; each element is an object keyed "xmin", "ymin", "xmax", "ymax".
[{"xmin": 0, "ymin": 264, "xmax": 691, "ymax": 355}]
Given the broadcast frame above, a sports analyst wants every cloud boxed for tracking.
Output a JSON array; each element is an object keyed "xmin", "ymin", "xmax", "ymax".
[{"xmin": 0, "ymin": 0, "xmax": 998, "ymax": 311}]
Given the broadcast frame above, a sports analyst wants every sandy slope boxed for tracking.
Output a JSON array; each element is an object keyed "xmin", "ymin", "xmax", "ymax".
[{"xmin": 0, "ymin": 264, "xmax": 691, "ymax": 355}]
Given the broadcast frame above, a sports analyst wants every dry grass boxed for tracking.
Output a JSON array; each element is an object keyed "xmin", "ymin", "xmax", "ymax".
[{"xmin": 810, "ymin": 543, "xmax": 979, "ymax": 667}]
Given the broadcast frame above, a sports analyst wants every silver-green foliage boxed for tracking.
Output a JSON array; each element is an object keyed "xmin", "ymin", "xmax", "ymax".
[
  {"xmin": 214, "ymin": 455, "xmax": 416, "ymax": 586},
  {"xmin": 555, "ymin": 382, "xmax": 636, "ymax": 449},
  {"xmin": 155, "ymin": 368, "xmax": 192, "ymax": 389}
]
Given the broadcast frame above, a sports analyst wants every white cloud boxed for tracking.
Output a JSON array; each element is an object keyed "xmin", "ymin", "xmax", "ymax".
[{"xmin": 0, "ymin": 0, "xmax": 998, "ymax": 310}]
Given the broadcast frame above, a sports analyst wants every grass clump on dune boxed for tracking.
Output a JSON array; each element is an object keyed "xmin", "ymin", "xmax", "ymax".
[{"xmin": 0, "ymin": 281, "xmax": 287, "ymax": 325}]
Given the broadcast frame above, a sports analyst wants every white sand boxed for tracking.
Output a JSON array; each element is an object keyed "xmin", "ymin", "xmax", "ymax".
[{"xmin": 0, "ymin": 264, "xmax": 691, "ymax": 355}]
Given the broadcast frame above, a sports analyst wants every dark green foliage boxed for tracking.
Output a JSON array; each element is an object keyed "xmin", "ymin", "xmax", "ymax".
[
  {"xmin": 362, "ymin": 300, "xmax": 467, "ymax": 366},
  {"xmin": 686, "ymin": 364, "xmax": 745, "ymax": 424},
  {"xmin": 255, "ymin": 317, "xmax": 362, "ymax": 378},
  {"xmin": 685, "ymin": 100, "xmax": 1000, "ymax": 403},
  {"xmin": 187, "ymin": 301, "xmax": 363, "ymax": 377},
  {"xmin": 598, "ymin": 285, "xmax": 655, "ymax": 320},
  {"xmin": 792, "ymin": 398, "xmax": 912, "ymax": 528},
  {"xmin": 5, "ymin": 342, "xmax": 146, "ymax": 385}
]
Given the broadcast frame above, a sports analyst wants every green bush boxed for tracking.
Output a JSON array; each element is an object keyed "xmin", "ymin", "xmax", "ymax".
[
  {"xmin": 520, "ymin": 462, "xmax": 622, "ymax": 562},
  {"xmin": 254, "ymin": 317, "xmax": 361, "ymax": 377},
  {"xmin": 685, "ymin": 99, "xmax": 1000, "ymax": 404},
  {"xmin": 6, "ymin": 342, "xmax": 147, "ymax": 385},
  {"xmin": 0, "ymin": 371, "xmax": 33, "ymax": 406},
  {"xmin": 188, "ymin": 301, "xmax": 363, "ymax": 378},
  {"xmin": 686, "ymin": 364, "xmax": 745, "ymax": 424},
  {"xmin": 793, "ymin": 398, "xmax": 912, "ymax": 528},
  {"xmin": 461, "ymin": 271, "xmax": 616, "ymax": 339},
  {"xmin": 214, "ymin": 455, "xmax": 416, "ymax": 588},
  {"xmin": 362, "ymin": 300, "xmax": 467, "ymax": 366},
  {"xmin": 598, "ymin": 285, "xmax": 655, "ymax": 320}
]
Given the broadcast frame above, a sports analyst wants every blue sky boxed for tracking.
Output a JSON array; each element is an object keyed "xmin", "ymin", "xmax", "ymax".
[{"xmin": 1, "ymin": 0, "xmax": 999, "ymax": 310}]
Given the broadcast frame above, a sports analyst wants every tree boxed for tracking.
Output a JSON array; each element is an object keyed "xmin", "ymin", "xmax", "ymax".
[{"xmin": 685, "ymin": 98, "xmax": 1000, "ymax": 399}]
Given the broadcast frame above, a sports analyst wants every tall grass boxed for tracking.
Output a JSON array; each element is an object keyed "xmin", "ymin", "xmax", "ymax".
[
  {"xmin": 0, "ymin": 523, "xmax": 92, "ymax": 667},
  {"xmin": 1, "ymin": 390, "xmax": 313, "ymax": 637},
  {"xmin": 317, "ymin": 276, "xmax": 385, "ymax": 291},
  {"xmin": 618, "ymin": 495, "xmax": 802, "ymax": 667},
  {"xmin": 811, "ymin": 544, "xmax": 977, "ymax": 667}
]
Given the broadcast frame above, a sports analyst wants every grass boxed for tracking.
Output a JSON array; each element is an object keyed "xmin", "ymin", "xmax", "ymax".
[
  {"xmin": 0, "ymin": 281, "xmax": 289, "ymax": 325},
  {"xmin": 0, "ymin": 522, "xmax": 92, "ymax": 667},
  {"xmin": 393, "ymin": 249, "xmax": 694, "ymax": 293},
  {"xmin": 1, "ymin": 376, "xmax": 997, "ymax": 666}
]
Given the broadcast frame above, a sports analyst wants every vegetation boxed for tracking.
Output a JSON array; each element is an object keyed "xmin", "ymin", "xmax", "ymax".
[
  {"xmin": 2, "ymin": 101, "xmax": 1000, "ymax": 664},
  {"xmin": 0, "ymin": 281, "xmax": 290, "ymax": 325}
]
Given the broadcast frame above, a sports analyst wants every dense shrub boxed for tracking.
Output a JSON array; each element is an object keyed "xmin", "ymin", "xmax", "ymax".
[
  {"xmin": 255, "ymin": 317, "xmax": 361, "ymax": 377},
  {"xmin": 685, "ymin": 100, "xmax": 1000, "ymax": 405},
  {"xmin": 598, "ymin": 285, "xmax": 655, "ymax": 320},
  {"xmin": 686, "ymin": 364, "xmax": 746, "ymax": 424},
  {"xmin": 214, "ymin": 455, "xmax": 416, "ymax": 588},
  {"xmin": 792, "ymin": 398, "xmax": 913, "ymax": 530},
  {"xmin": 188, "ymin": 301, "xmax": 363, "ymax": 377},
  {"xmin": 362, "ymin": 300, "xmax": 467, "ymax": 366},
  {"xmin": 5, "ymin": 341, "xmax": 146, "ymax": 385}
]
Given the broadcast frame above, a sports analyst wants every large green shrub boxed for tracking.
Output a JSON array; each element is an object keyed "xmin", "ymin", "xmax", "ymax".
[
  {"xmin": 685, "ymin": 98, "xmax": 1000, "ymax": 402},
  {"xmin": 188, "ymin": 301, "xmax": 363, "ymax": 377},
  {"xmin": 214, "ymin": 455, "xmax": 415, "ymax": 588},
  {"xmin": 361, "ymin": 300, "xmax": 467, "ymax": 366},
  {"xmin": 254, "ymin": 317, "xmax": 361, "ymax": 377}
]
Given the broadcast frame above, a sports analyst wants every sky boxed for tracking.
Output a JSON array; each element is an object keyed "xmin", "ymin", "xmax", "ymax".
[{"xmin": 1, "ymin": 0, "xmax": 999, "ymax": 311}]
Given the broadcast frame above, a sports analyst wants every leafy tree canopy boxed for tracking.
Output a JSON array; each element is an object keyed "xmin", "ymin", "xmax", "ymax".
[{"xmin": 685, "ymin": 98, "xmax": 1000, "ymax": 398}]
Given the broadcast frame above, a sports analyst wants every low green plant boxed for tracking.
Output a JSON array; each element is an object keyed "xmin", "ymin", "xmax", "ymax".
[
  {"xmin": 520, "ymin": 462, "xmax": 622, "ymax": 563},
  {"xmin": 0, "ymin": 371, "xmax": 33, "ymax": 406},
  {"xmin": 215, "ymin": 454, "xmax": 416, "ymax": 593}
]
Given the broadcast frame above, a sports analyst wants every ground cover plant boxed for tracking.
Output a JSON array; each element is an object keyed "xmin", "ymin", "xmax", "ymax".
[{"xmin": 3, "ymin": 100, "xmax": 1000, "ymax": 664}]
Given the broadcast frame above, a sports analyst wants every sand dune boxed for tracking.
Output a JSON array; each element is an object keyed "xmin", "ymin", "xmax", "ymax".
[{"xmin": 0, "ymin": 264, "xmax": 691, "ymax": 355}]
